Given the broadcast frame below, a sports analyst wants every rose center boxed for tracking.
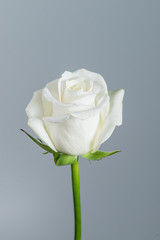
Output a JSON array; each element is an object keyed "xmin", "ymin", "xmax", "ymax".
[
  {"xmin": 69, "ymin": 84, "xmax": 82, "ymax": 91},
  {"xmin": 66, "ymin": 78, "xmax": 92, "ymax": 93}
]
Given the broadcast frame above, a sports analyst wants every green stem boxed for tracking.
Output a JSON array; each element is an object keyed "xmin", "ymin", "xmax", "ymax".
[{"xmin": 71, "ymin": 159, "xmax": 81, "ymax": 240}]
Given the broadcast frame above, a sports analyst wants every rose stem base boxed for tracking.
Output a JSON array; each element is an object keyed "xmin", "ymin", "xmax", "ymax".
[{"xmin": 71, "ymin": 158, "xmax": 81, "ymax": 240}]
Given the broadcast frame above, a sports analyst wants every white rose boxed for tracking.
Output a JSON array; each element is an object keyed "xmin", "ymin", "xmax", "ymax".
[{"xmin": 26, "ymin": 69, "xmax": 124, "ymax": 156}]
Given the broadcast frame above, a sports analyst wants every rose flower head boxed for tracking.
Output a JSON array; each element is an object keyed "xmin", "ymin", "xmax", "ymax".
[{"xmin": 25, "ymin": 69, "xmax": 124, "ymax": 156}]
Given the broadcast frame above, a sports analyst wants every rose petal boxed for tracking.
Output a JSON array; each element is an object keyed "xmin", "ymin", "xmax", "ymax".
[
  {"xmin": 28, "ymin": 118, "xmax": 57, "ymax": 152},
  {"xmin": 25, "ymin": 90, "xmax": 43, "ymax": 119},
  {"xmin": 72, "ymin": 68, "xmax": 108, "ymax": 93},
  {"xmin": 43, "ymin": 94, "xmax": 109, "ymax": 122},
  {"xmin": 63, "ymin": 88, "xmax": 96, "ymax": 106},
  {"xmin": 45, "ymin": 78, "xmax": 60, "ymax": 101},
  {"xmin": 43, "ymin": 114, "xmax": 100, "ymax": 155},
  {"xmin": 42, "ymin": 87, "xmax": 93, "ymax": 117},
  {"xmin": 61, "ymin": 71, "xmax": 73, "ymax": 80},
  {"xmin": 93, "ymin": 89, "xmax": 124, "ymax": 151},
  {"xmin": 71, "ymin": 94, "xmax": 109, "ymax": 119},
  {"xmin": 107, "ymin": 89, "xmax": 124, "ymax": 126},
  {"xmin": 42, "ymin": 88, "xmax": 54, "ymax": 116},
  {"xmin": 44, "ymin": 114, "xmax": 70, "ymax": 123}
]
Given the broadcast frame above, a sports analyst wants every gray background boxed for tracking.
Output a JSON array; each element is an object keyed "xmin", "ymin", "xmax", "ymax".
[{"xmin": 0, "ymin": 0, "xmax": 160, "ymax": 239}]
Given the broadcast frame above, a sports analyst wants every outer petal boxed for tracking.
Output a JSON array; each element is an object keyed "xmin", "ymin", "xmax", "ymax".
[
  {"xmin": 28, "ymin": 118, "xmax": 57, "ymax": 152},
  {"xmin": 108, "ymin": 89, "xmax": 124, "ymax": 126},
  {"xmin": 25, "ymin": 90, "xmax": 43, "ymax": 118},
  {"xmin": 71, "ymin": 94, "xmax": 109, "ymax": 119},
  {"xmin": 93, "ymin": 89, "xmax": 124, "ymax": 151},
  {"xmin": 45, "ymin": 78, "xmax": 59, "ymax": 100},
  {"xmin": 43, "ymin": 114, "xmax": 100, "ymax": 155},
  {"xmin": 42, "ymin": 88, "xmax": 54, "ymax": 117}
]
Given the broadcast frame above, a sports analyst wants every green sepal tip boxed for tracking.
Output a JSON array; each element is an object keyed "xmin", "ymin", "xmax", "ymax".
[
  {"xmin": 20, "ymin": 129, "xmax": 54, "ymax": 153},
  {"xmin": 81, "ymin": 150, "xmax": 121, "ymax": 160}
]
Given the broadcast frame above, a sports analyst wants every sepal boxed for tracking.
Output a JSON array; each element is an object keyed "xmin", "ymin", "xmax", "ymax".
[
  {"xmin": 21, "ymin": 129, "xmax": 54, "ymax": 153},
  {"xmin": 81, "ymin": 150, "xmax": 121, "ymax": 160},
  {"xmin": 53, "ymin": 152, "xmax": 78, "ymax": 166},
  {"xmin": 21, "ymin": 129, "xmax": 78, "ymax": 166}
]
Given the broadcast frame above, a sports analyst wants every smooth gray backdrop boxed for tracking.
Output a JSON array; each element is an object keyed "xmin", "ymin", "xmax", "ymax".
[{"xmin": 0, "ymin": 1, "xmax": 160, "ymax": 240}]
